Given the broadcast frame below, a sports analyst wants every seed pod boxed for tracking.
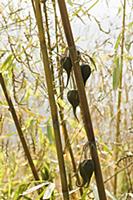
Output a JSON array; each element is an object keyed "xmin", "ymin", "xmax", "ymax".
[
  {"xmin": 60, "ymin": 56, "xmax": 72, "ymax": 87},
  {"xmin": 67, "ymin": 90, "xmax": 79, "ymax": 121},
  {"xmin": 77, "ymin": 159, "xmax": 94, "ymax": 187},
  {"xmin": 80, "ymin": 64, "xmax": 91, "ymax": 86}
]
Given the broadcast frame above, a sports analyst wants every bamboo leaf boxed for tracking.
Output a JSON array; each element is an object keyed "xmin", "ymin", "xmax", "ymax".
[
  {"xmin": 113, "ymin": 56, "xmax": 120, "ymax": 90},
  {"xmin": 47, "ymin": 121, "xmax": 54, "ymax": 144},
  {"xmin": 87, "ymin": 0, "xmax": 99, "ymax": 12},
  {"xmin": 13, "ymin": 183, "xmax": 29, "ymax": 200},
  {"xmin": 0, "ymin": 54, "xmax": 14, "ymax": 72},
  {"xmin": 127, "ymin": 21, "xmax": 133, "ymax": 28},
  {"xmin": 67, "ymin": 0, "xmax": 73, "ymax": 6},
  {"xmin": 81, "ymin": 187, "xmax": 89, "ymax": 200},
  {"xmin": 114, "ymin": 33, "xmax": 121, "ymax": 50},
  {"xmin": 43, "ymin": 183, "xmax": 55, "ymax": 199},
  {"xmin": 21, "ymin": 182, "xmax": 49, "ymax": 196}
]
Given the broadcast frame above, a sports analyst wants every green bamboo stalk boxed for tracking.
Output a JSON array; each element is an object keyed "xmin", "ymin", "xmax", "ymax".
[
  {"xmin": 114, "ymin": 0, "xmax": 126, "ymax": 195},
  {"xmin": 57, "ymin": 1, "xmax": 107, "ymax": 199},
  {"xmin": 0, "ymin": 73, "xmax": 40, "ymax": 183},
  {"xmin": 32, "ymin": 0, "xmax": 69, "ymax": 199}
]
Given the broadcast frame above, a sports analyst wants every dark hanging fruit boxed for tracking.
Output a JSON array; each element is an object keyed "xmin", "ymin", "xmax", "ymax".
[
  {"xmin": 80, "ymin": 64, "xmax": 91, "ymax": 86},
  {"xmin": 60, "ymin": 56, "xmax": 72, "ymax": 87},
  {"xmin": 67, "ymin": 90, "xmax": 79, "ymax": 121},
  {"xmin": 77, "ymin": 159, "xmax": 94, "ymax": 187}
]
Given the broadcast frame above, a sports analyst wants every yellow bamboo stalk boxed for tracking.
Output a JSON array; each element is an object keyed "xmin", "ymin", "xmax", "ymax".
[{"xmin": 32, "ymin": 0, "xmax": 69, "ymax": 199}]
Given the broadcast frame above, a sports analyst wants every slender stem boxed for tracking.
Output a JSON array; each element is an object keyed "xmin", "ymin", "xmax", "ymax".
[
  {"xmin": 59, "ymin": 106, "xmax": 83, "ymax": 195},
  {"xmin": 0, "ymin": 74, "xmax": 40, "ymax": 181},
  {"xmin": 114, "ymin": 0, "xmax": 126, "ymax": 195},
  {"xmin": 57, "ymin": 1, "xmax": 107, "ymax": 199},
  {"xmin": 32, "ymin": 0, "xmax": 69, "ymax": 199},
  {"xmin": 43, "ymin": 2, "xmax": 54, "ymax": 82}
]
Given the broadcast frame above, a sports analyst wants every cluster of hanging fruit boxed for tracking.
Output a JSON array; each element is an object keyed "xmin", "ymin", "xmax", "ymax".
[
  {"xmin": 60, "ymin": 51, "xmax": 94, "ymax": 188},
  {"xmin": 60, "ymin": 53, "xmax": 91, "ymax": 88},
  {"xmin": 60, "ymin": 50, "xmax": 91, "ymax": 120}
]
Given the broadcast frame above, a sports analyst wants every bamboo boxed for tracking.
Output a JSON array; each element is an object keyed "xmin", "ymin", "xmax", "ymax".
[
  {"xmin": 32, "ymin": 0, "xmax": 69, "ymax": 199},
  {"xmin": 43, "ymin": 2, "xmax": 54, "ymax": 82},
  {"xmin": 57, "ymin": 1, "xmax": 107, "ymax": 199},
  {"xmin": 114, "ymin": 0, "xmax": 126, "ymax": 195},
  {"xmin": 51, "ymin": 0, "xmax": 83, "ymax": 196},
  {"xmin": 0, "ymin": 74, "xmax": 40, "ymax": 181}
]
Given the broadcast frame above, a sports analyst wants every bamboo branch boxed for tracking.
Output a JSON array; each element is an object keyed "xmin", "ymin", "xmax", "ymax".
[{"xmin": 57, "ymin": 1, "xmax": 107, "ymax": 199}]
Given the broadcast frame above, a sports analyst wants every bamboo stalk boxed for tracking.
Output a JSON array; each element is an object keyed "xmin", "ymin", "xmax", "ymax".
[
  {"xmin": 43, "ymin": 2, "xmax": 54, "ymax": 82},
  {"xmin": 114, "ymin": 0, "xmax": 126, "ymax": 195},
  {"xmin": 32, "ymin": 0, "xmax": 69, "ymax": 199},
  {"xmin": 0, "ymin": 74, "xmax": 40, "ymax": 182},
  {"xmin": 51, "ymin": 0, "xmax": 83, "ymax": 196},
  {"xmin": 57, "ymin": 1, "xmax": 107, "ymax": 199}
]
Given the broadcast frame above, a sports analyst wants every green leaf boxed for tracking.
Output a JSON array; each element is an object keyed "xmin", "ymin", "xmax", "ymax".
[
  {"xmin": 81, "ymin": 187, "xmax": 89, "ymax": 200},
  {"xmin": 113, "ymin": 56, "xmax": 120, "ymax": 90},
  {"xmin": 67, "ymin": 0, "xmax": 73, "ymax": 6},
  {"xmin": 114, "ymin": 33, "xmax": 121, "ymax": 50},
  {"xmin": 117, "ymin": 6, "xmax": 122, "ymax": 16},
  {"xmin": 22, "ymin": 86, "xmax": 32, "ymax": 102},
  {"xmin": 127, "ymin": 21, "xmax": 133, "ymax": 28},
  {"xmin": 12, "ymin": 183, "xmax": 29, "ymax": 200},
  {"xmin": 47, "ymin": 121, "xmax": 54, "ymax": 144},
  {"xmin": 0, "ymin": 54, "xmax": 14, "ymax": 72},
  {"xmin": 102, "ymin": 143, "xmax": 112, "ymax": 154}
]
